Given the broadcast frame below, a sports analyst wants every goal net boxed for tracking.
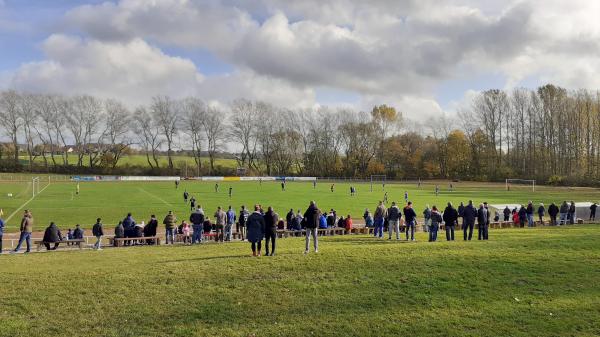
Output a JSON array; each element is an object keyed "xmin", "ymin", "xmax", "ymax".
[
  {"xmin": 505, "ymin": 179, "xmax": 536, "ymax": 192},
  {"xmin": 370, "ymin": 175, "xmax": 387, "ymax": 192}
]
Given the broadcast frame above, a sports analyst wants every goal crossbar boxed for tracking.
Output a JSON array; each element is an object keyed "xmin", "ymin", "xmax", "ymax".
[{"xmin": 505, "ymin": 178, "xmax": 536, "ymax": 192}]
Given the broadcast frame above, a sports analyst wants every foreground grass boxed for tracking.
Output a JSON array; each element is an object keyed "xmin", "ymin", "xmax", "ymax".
[{"xmin": 1, "ymin": 226, "xmax": 599, "ymax": 337}]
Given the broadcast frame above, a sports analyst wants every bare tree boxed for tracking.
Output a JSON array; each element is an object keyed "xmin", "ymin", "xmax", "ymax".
[
  {"xmin": 67, "ymin": 95, "xmax": 105, "ymax": 167},
  {"xmin": 0, "ymin": 90, "xmax": 22, "ymax": 164},
  {"xmin": 202, "ymin": 106, "xmax": 226, "ymax": 174},
  {"xmin": 181, "ymin": 97, "xmax": 205, "ymax": 176},
  {"xmin": 104, "ymin": 99, "xmax": 132, "ymax": 168},
  {"xmin": 229, "ymin": 99, "xmax": 262, "ymax": 171},
  {"xmin": 18, "ymin": 93, "xmax": 39, "ymax": 170},
  {"xmin": 151, "ymin": 96, "xmax": 179, "ymax": 170},
  {"xmin": 134, "ymin": 106, "xmax": 162, "ymax": 169}
]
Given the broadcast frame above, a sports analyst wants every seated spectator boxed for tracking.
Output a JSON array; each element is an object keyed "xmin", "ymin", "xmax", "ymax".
[
  {"xmin": 493, "ymin": 211, "xmax": 500, "ymax": 222},
  {"xmin": 319, "ymin": 214, "xmax": 328, "ymax": 229},
  {"xmin": 73, "ymin": 224, "xmax": 84, "ymax": 240},
  {"xmin": 43, "ymin": 222, "xmax": 63, "ymax": 250},
  {"xmin": 203, "ymin": 219, "xmax": 212, "ymax": 234},
  {"xmin": 327, "ymin": 210, "xmax": 336, "ymax": 228},
  {"xmin": 114, "ymin": 221, "xmax": 125, "ymax": 239},
  {"xmin": 337, "ymin": 216, "xmax": 346, "ymax": 229},
  {"xmin": 363, "ymin": 209, "xmax": 374, "ymax": 228},
  {"xmin": 277, "ymin": 219, "xmax": 285, "ymax": 230},
  {"xmin": 134, "ymin": 221, "xmax": 145, "ymax": 238},
  {"xmin": 295, "ymin": 211, "xmax": 303, "ymax": 231},
  {"xmin": 345, "ymin": 215, "xmax": 353, "ymax": 233}
]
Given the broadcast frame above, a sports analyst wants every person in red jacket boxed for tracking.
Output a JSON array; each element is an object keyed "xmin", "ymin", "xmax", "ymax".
[{"xmin": 345, "ymin": 214, "xmax": 353, "ymax": 234}]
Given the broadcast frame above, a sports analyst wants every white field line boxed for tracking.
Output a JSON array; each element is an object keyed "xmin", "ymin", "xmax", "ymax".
[
  {"xmin": 5, "ymin": 182, "xmax": 51, "ymax": 223},
  {"xmin": 137, "ymin": 187, "xmax": 174, "ymax": 208}
]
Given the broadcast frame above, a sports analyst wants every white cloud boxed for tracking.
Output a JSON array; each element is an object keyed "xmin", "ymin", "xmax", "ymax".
[{"xmin": 3, "ymin": 0, "xmax": 600, "ymax": 119}]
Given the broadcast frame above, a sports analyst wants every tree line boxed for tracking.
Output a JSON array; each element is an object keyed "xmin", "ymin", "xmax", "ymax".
[{"xmin": 1, "ymin": 85, "xmax": 599, "ymax": 185}]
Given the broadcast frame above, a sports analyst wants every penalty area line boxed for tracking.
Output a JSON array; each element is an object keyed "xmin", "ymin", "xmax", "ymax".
[{"xmin": 5, "ymin": 182, "xmax": 51, "ymax": 224}]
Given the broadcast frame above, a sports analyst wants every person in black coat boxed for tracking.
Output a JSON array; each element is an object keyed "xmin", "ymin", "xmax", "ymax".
[
  {"xmin": 442, "ymin": 202, "xmax": 458, "ymax": 241},
  {"xmin": 73, "ymin": 224, "xmax": 84, "ymax": 240},
  {"xmin": 518, "ymin": 206, "xmax": 527, "ymax": 227},
  {"xmin": 263, "ymin": 207, "xmax": 277, "ymax": 256},
  {"xmin": 92, "ymin": 218, "xmax": 104, "ymax": 250},
  {"xmin": 303, "ymin": 201, "xmax": 321, "ymax": 254},
  {"xmin": 457, "ymin": 202, "xmax": 465, "ymax": 229},
  {"xmin": 590, "ymin": 203, "xmax": 598, "ymax": 221},
  {"xmin": 144, "ymin": 215, "xmax": 158, "ymax": 237},
  {"xmin": 43, "ymin": 222, "xmax": 63, "ymax": 250},
  {"xmin": 246, "ymin": 205, "xmax": 265, "ymax": 256},
  {"xmin": 547, "ymin": 203, "xmax": 559, "ymax": 226},
  {"xmin": 503, "ymin": 206, "xmax": 511, "ymax": 222},
  {"xmin": 477, "ymin": 204, "xmax": 488, "ymax": 240},
  {"xmin": 463, "ymin": 200, "xmax": 477, "ymax": 241},
  {"xmin": 568, "ymin": 201, "xmax": 576, "ymax": 224}
]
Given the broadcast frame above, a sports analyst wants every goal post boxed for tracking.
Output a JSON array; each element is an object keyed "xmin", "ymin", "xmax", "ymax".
[
  {"xmin": 32, "ymin": 177, "xmax": 40, "ymax": 197},
  {"xmin": 505, "ymin": 178, "xmax": 535, "ymax": 192},
  {"xmin": 370, "ymin": 175, "xmax": 387, "ymax": 192}
]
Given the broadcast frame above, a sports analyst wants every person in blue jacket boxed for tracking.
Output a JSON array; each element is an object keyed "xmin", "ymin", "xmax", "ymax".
[{"xmin": 319, "ymin": 213, "xmax": 328, "ymax": 229}]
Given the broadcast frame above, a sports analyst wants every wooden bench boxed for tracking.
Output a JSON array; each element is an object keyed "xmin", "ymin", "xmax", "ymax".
[
  {"xmin": 35, "ymin": 239, "xmax": 84, "ymax": 251},
  {"xmin": 108, "ymin": 236, "xmax": 160, "ymax": 247}
]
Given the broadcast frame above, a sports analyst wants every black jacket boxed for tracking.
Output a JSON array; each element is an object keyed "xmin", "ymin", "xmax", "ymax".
[
  {"xmin": 73, "ymin": 227, "xmax": 84, "ymax": 239},
  {"xmin": 43, "ymin": 224, "xmax": 63, "ymax": 242},
  {"xmin": 303, "ymin": 205, "xmax": 321, "ymax": 229},
  {"xmin": 463, "ymin": 204, "xmax": 477, "ymax": 223},
  {"xmin": 264, "ymin": 210, "xmax": 277, "ymax": 230},
  {"xmin": 189, "ymin": 211, "xmax": 205, "ymax": 225},
  {"xmin": 548, "ymin": 204, "xmax": 559, "ymax": 217},
  {"xmin": 92, "ymin": 222, "xmax": 104, "ymax": 236},
  {"xmin": 442, "ymin": 206, "xmax": 458, "ymax": 225},
  {"xmin": 144, "ymin": 219, "xmax": 158, "ymax": 236},
  {"xmin": 403, "ymin": 207, "xmax": 417, "ymax": 223}
]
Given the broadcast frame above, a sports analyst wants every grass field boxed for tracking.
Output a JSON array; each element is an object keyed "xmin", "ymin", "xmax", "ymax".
[
  {"xmin": 0, "ymin": 226, "xmax": 599, "ymax": 336},
  {"xmin": 1, "ymin": 179, "xmax": 600, "ymax": 232}
]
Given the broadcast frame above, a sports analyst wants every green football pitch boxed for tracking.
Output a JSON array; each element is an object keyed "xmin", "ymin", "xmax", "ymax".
[{"xmin": 1, "ymin": 178, "xmax": 600, "ymax": 231}]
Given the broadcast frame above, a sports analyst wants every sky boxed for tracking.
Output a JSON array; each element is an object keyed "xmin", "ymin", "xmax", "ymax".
[{"xmin": 1, "ymin": 0, "xmax": 600, "ymax": 120}]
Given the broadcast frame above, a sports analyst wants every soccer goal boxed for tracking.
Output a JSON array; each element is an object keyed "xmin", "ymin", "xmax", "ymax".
[
  {"xmin": 370, "ymin": 175, "xmax": 387, "ymax": 192},
  {"xmin": 32, "ymin": 177, "xmax": 41, "ymax": 197},
  {"xmin": 505, "ymin": 179, "xmax": 536, "ymax": 192}
]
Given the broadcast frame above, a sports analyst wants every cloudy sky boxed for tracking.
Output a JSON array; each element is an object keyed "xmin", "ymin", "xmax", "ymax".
[{"xmin": 1, "ymin": 0, "xmax": 599, "ymax": 119}]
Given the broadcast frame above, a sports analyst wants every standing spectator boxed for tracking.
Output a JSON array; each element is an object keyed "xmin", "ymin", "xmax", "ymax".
[
  {"xmin": 559, "ymin": 201, "xmax": 569, "ymax": 225},
  {"xmin": 503, "ymin": 206, "xmax": 511, "ymax": 222},
  {"xmin": 429, "ymin": 206, "xmax": 442, "ymax": 242},
  {"xmin": 13, "ymin": 210, "xmax": 33, "ymax": 253},
  {"xmin": 568, "ymin": 201, "xmax": 576, "ymax": 224},
  {"xmin": 225, "ymin": 206, "xmax": 236, "ymax": 241},
  {"xmin": 303, "ymin": 201, "xmax": 320, "ymax": 254},
  {"xmin": 264, "ymin": 206, "xmax": 277, "ymax": 256},
  {"xmin": 181, "ymin": 221, "xmax": 191, "ymax": 244},
  {"xmin": 477, "ymin": 203, "xmax": 489, "ymax": 240},
  {"xmin": 247, "ymin": 205, "xmax": 265, "ymax": 256},
  {"xmin": 0, "ymin": 213, "xmax": 4, "ymax": 254},
  {"xmin": 526, "ymin": 201, "xmax": 535, "ymax": 227},
  {"xmin": 458, "ymin": 202, "xmax": 465, "ymax": 230},
  {"xmin": 238, "ymin": 205, "xmax": 249, "ymax": 241},
  {"xmin": 163, "ymin": 211, "xmax": 177, "ymax": 244},
  {"xmin": 537, "ymin": 203, "xmax": 546, "ymax": 224},
  {"xmin": 463, "ymin": 201, "xmax": 476, "ymax": 241},
  {"xmin": 512, "ymin": 209, "xmax": 519, "ymax": 225},
  {"xmin": 590, "ymin": 203, "xmax": 598, "ymax": 221},
  {"xmin": 373, "ymin": 201, "xmax": 387, "ymax": 239},
  {"xmin": 443, "ymin": 202, "xmax": 458, "ymax": 241},
  {"xmin": 548, "ymin": 203, "xmax": 559, "ymax": 226},
  {"xmin": 422, "ymin": 205, "xmax": 431, "ymax": 233},
  {"xmin": 190, "ymin": 207, "xmax": 205, "ymax": 244},
  {"xmin": 42, "ymin": 222, "xmax": 63, "ymax": 250},
  {"xmin": 518, "ymin": 205, "xmax": 527, "ymax": 227},
  {"xmin": 92, "ymin": 218, "xmax": 104, "ymax": 250},
  {"xmin": 403, "ymin": 202, "xmax": 418, "ymax": 241},
  {"xmin": 386, "ymin": 202, "xmax": 401, "ymax": 240},
  {"xmin": 483, "ymin": 202, "xmax": 491, "ymax": 229},
  {"xmin": 214, "ymin": 206, "xmax": 227, "ymax": 242}
]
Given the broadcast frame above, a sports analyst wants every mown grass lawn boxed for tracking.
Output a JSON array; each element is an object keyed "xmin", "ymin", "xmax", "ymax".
[
  {"xmin": 2, "ymin": 179, "xmax": 600, "ymax": 232},
  {"xmin": 1, "ymin": 226, "xmax": 599, "ymax": 337}
]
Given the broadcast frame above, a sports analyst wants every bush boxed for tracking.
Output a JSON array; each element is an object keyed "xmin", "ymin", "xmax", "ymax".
[{"xmin": 547, "ymin": 175, "xmax": 564, "ymax": 186}]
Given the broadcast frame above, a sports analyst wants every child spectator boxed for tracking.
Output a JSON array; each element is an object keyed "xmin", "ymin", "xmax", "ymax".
[{"xmin": 181, "ymin": 221, "xmax": 191, "ymax": 244}]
